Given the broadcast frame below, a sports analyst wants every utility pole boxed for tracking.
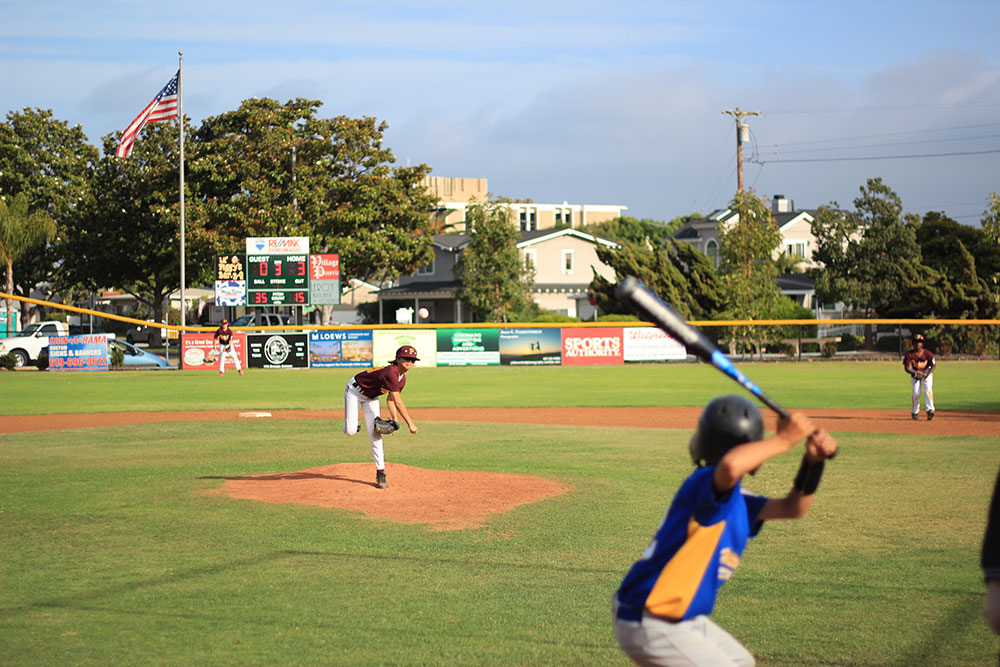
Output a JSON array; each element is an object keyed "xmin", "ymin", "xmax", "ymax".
[{"xmin": 722, "ymin": 107, "xmax": 761, "ymax": 192}]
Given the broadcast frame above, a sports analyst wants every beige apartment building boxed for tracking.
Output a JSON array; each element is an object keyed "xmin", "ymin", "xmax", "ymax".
[{"xmin": 423, "ymin": 176, "xmax": 627, "ymax": 232}]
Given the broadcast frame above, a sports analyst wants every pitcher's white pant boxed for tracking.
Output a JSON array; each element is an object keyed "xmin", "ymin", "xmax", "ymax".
[
  {"xmin": 218, "ymin": 345, "xmax": 241, "ymax": 374},
  {"xmin": 612, "ymin": 597, "xmax": 754, "ymax": 667},
  {"xmin": 911, "ymin": 373, "xmax": 935, "ymax": 414},
  {"xmin": 343, "ymin": 380, "xmax": 385, "ymax": 469}
]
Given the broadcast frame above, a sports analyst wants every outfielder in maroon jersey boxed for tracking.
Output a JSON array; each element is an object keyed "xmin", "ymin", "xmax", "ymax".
[
  {"xmin": 343, "ymin": 345, "xmax": 419, "ymax": 488},
  {"xmin": 902, "ymin": 332, "xmax": 934, "ymax": 420}
]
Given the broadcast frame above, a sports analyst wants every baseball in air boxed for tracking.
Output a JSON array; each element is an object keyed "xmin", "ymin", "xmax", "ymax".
[{"xmin": 418, "ymin": 307, "xmax": 430, "ymax": 319}]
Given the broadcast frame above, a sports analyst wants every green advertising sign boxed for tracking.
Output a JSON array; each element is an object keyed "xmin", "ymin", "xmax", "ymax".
[{"xmin": 435, "ymin": 329, "xmax": 500, "ymax": 366}]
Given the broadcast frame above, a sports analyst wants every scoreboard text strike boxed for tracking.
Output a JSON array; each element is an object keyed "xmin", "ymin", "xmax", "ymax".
[{"xmin": 248, "ymin": 254, "xmax": 309, "ymax": 305}]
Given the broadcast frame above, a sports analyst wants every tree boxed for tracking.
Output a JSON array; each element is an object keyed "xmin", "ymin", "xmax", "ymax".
[
  {"xmin": 0, "ymin": 193, "xmax": 55, "ymax": 335},
  {"xmin": 59, "ymin": 121, "xmax": 188, "ymax": 343},
  {"xmin": 454, "ymin": 197, "xmax": 535, "ymax": 322},
  {"xmin": 982, "ymin": 192, "xmax": 1000, "ymax": 244},
  {"xmin": 916, "ymin": 211, "xmax": 1000, "ymax": 354},
  {"xmin": 715, "ymin": 190, "xmax": 784, "ymax": 356},
  {"xmin": 189, "ymin": 99, "xmax": 436, "ymax": 305},
  {"xmin": 588, "ymin": 237, "xmax": 724, "ymax": 321},
  {"xmin": 810, "ymin": 178, "xmax": 940, "ymax": 322},
  {"xmin": 0, "ymin": 108, "xmax": 98, "ymax": 321},
  {"xmin": 578, "ymin": 215, "xmax": 690, "ymax": 247}
]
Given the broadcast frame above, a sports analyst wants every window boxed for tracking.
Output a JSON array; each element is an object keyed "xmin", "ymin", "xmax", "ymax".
[
  {"xmin": 523, "ymin": 249, "xmax": 536, "ymax": 270},
  {"xmin": 555, "ymin": 208, "xmax": 572, "ymax": 227},
  {"xmin": 417, "ymin": 257, "xmax": 435, "ymax": 275},
  {"xmin": 519, "ymin": 207, "xmax": 537, "ymax": 231},
  {"xmin": 562, "ymin": 249, "xmax": 575, "ymax": 274},
  {"xmin": 706, "ymin": 239, "xmax": 719, "ymax": 268},
  {"xmin": 786, "ymin": 241, "xmax": 807, "ymax": 259}
]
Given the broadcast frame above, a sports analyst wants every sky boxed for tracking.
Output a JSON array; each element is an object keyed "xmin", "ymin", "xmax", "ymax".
[{"xmin": 2, "ymin": 0, "xmax": 999, "ymax": 225}]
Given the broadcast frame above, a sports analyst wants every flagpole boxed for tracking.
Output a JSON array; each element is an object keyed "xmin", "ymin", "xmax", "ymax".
[{"xmin": 178, "ymin": 51, "xmax": 186, "ymax": 330}]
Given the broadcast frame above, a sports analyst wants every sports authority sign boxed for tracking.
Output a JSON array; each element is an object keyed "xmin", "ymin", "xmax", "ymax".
[{"xmin": 561, "ymin": 327, "xmax": 624, "ymax": 365}]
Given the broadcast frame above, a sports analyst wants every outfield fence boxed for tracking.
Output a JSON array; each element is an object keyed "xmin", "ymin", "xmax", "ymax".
[{"xmin": 4, "ymin": 292, "xmax": 999, "ymax": 366}]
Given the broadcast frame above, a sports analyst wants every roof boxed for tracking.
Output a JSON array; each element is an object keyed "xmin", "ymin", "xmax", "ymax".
[
  {"xmin": 432, "ymin": 228, "xmax": 620, "ymax": 252},
  {"xmin": 432, "ymin": 234, "xmax": 471, "ymax": 251},
  {"xmin": 377, "ymin": 280, "xmax": 462, "ymax": 297},
  {"xmin": 516, "ymin": 227, "xmax": 619, "ymax": 249},
  {"xmin": 775, "ymin": 273, "xmax": 815, "ymax": 291}
]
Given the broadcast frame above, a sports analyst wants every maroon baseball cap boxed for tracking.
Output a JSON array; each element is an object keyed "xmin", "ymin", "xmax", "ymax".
[{"xmin": 395, "ymin": 345, "xmax": 419, "ymax": 360}]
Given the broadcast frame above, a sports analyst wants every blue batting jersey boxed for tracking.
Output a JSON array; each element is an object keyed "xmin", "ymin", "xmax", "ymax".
[{"xmin": 615, "ymin": 466, "xmax": 768, "ymax": 621}]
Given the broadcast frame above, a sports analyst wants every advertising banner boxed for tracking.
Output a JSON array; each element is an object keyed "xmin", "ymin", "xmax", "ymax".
[
  {"xmin": 215, "ymin": 255, "xmax": 247, "ymax": 306},
  {"xmin": 623, "ymin": 326, "xmax": 688, "ymax": 361},
  {"xmin": 372, "ymin": 329, "xmax": 437, "ymax": 367},
  {"xmin": 181, "ymin": 332, "xmax": 247, "ymax": 370},
  {"xmin": 48, "ymin": 334, "xmax": 110, "ymax": 372},
  {"xmin": 245, "ymin": 237, "xmax": 310, "ymax": 255},
  {"xmin": 309, "ymin": 254, "xmax": 341, "ymax": 306},
  {"xmin": 215, "ymin": 280, "xmax": 247, "ymax": 306},
  {"xmin": 436, "ymin": 329, "xmax": 500, "ymax": 366},
  {"xmin": 248, "ymin": 333, "xmax": 309, "ymax": 369},
  {"xmin": 499, "ymin": 328, "xmax": 562, "ymax": 365},
  {"xmin": 561, "ymin": 327, "xmax": 624, "ymax": 366},
  {"xmin": 309, "ymin": 330, "xmax": 373, "ymax": 368}
]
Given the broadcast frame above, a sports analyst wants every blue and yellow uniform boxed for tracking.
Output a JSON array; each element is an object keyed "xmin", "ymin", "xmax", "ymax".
[{"xmin": 616, "ymin": 466, "xmax": 768, "ymax": 622}]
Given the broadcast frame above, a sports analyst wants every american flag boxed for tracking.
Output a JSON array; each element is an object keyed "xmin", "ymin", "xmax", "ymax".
[{"xmin": 115, "ymin": 71, "xmax": 179, "ymax": 158}]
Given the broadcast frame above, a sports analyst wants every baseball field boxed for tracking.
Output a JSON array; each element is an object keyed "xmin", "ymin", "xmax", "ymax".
[{"xmin": 1, "ymin": 360, "xmax": 998, "ymax": 665}]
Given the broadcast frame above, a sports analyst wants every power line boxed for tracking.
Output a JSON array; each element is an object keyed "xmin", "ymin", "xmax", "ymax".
[
  {"xmin": 763, "ymin": 102, "xmax": 1000, "ymax": 115},
  {"xmin": 757, "ymin": 133, "xmax": 1000, "ymax": 157},
  {"xmin": 756, "ymin": 122, "xmax": 1000, "ymax": 149},
  {"xmin": 749, "ymin": 148, "xmax": 1000, "ymax": 164}
]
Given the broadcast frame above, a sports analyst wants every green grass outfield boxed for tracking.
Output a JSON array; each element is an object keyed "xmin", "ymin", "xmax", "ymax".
[
  {"xmin": 5, "ymin": 359, "xmax": 1000, "ymax": 414},
  {"xmin": 1, "ymin": 361, "xmax": 998, "ymax": 665}
]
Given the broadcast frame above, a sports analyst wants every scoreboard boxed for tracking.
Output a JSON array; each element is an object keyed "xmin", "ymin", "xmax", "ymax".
[{"xmin": 247, "ymin": 254, "xmax": 309, "ymax": 305}]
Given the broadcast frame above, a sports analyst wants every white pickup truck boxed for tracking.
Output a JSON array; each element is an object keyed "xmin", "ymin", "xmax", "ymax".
[{"xmin": 0, "ymin": 320, "xmax": 69, "ymax": 367}]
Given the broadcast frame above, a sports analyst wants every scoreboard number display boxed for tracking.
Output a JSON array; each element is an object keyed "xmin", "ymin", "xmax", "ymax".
[{"xmin": 247, "ymin": 254, "xmax": 310, "ymax": 306}]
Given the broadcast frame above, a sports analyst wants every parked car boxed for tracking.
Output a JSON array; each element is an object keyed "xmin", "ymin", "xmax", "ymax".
[
  {"xmin": 0, "ymin": 320, "xmax": 69, "ymax": 367},
  {"xmin": 109, "ymin": 339, "xmax": 169, "ymax": 368},
  {"xmin": 230, "ymin": 313, "xmax": 293, "ymax": 328},
  {"xmin": 126, "ymin": 321, "xmax": 166, "ymax": 345}
]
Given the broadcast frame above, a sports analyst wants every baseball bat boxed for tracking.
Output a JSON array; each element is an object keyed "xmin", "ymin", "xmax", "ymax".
[
  {"xmin": 616, "ymin": 276, "xmax": 788, "ymax": 416},
  {"xmin": 616, "ymin": 276, "xmax": 835, "ymax": 457}
]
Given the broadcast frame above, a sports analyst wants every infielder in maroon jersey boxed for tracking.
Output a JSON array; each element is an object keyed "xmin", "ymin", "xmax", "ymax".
[
  {"xmin": 902, "ymin": 332, "xmax": 934, "ymax": 420},
  {"xmin": 343, "ymin": 345, "xmax": 419, "ymax": 489},
  {"xmin": 212, "ymin": 319, "xmax": 243, "ymax": 376}
]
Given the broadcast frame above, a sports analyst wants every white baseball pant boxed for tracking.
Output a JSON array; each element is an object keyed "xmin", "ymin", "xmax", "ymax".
[
  {"xmin": 911, "ymin": 373, "xmax": 934, "ymax": 415},
  {"xmin": 612, "ymin": 598, "xmax": 755, "ymax": 667},
  {"xmin": 343, "ymin": 380, "xmax": 385, "ymax": 469},
  {"xmin": 218, "ymin": 344, "xmax": 242, "ymax": 374}
]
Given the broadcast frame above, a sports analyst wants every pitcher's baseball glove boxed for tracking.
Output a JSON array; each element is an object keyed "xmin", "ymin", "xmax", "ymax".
[
  {"xmin": 912, "ymin": 369, "xmax": 928, "ymax": 380},
  {"xmin": 373, "ymin": 417, "xmax": 400, "ymax": 435}
]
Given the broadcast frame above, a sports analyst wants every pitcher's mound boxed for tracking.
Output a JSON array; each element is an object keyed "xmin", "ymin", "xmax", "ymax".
[{"xmin": 214, "ymin": 462, "xmax": 570, "ymax": 531}]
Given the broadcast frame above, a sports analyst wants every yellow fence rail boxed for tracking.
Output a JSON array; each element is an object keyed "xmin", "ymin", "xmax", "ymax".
[{"xmin": 3, "ymin": 291, "xmax": 999, "ymax": 333}]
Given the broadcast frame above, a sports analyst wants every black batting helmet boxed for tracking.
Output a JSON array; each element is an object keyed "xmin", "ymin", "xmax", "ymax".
[{"xmin": 689, "ymin": 395, "xmax": 764, "ymax": 467}]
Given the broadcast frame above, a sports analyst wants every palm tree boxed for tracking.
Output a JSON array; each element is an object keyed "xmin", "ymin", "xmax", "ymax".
[{"xmin": 0, "ymin": 193, "xmax": 56, "ymax": 336}]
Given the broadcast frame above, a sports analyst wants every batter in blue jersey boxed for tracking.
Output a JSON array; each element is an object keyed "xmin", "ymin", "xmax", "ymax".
[{"xmin": 613, "ymin": 396, "xmax": 838, "ymax": 666}]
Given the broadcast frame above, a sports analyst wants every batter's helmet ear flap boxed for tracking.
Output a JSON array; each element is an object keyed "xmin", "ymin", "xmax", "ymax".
[{"xmin": 689, "ymin": 395, "xmax": 765, "ymax": 467}]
